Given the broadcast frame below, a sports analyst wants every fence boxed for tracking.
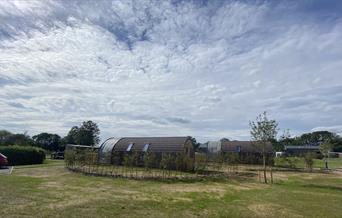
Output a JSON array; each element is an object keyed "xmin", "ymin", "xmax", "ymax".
[{"xmin": 64, "ymin": 149, "xmax": 260, "ymax": 181}]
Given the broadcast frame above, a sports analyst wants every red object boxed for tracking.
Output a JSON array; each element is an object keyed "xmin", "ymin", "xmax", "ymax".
[{"xmin": 0, "ymin": 153, "xmax": 8, "ymax": 167}]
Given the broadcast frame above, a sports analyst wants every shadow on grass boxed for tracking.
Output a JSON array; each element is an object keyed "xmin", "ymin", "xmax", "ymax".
[{"xmin": 301, "ymin": 184, "xmax": 342, "ymax": 192}]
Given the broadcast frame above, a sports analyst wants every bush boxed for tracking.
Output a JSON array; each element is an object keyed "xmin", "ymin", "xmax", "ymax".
[
  {"xmin": 303, "ymin": 152, "xmax": 314, "ymax": 171},
  {"xmin": 274, "ymin": 156, "xmax": 300, "ymax": 169},
  {"xmin": 0, "ymin": 145, "xmax": 46, "ymax": 165}
]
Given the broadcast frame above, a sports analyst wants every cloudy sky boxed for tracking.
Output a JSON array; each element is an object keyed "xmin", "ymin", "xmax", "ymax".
[{"xmin": 0, "ymin": 0, "xmax": 342, "ymax": 142}]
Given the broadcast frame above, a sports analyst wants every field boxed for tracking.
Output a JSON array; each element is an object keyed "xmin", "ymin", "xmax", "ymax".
[{"xmin": 1, "ymin": 160, "xmax": 342, "ymax": 218}]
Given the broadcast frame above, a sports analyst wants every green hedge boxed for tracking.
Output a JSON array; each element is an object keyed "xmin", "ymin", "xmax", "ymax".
[{"xmin": 0, "ymin": 145, "xmax": 46, "ymax": 165}]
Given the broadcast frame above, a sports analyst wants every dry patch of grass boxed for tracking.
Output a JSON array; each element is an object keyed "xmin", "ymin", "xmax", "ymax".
[
  {"xmin": 1, "ymin": 160, "xmax": 342, "ymax": 218},
  {"xmin": 248, "ymin": 203, "xmax": 303, "ymax": 218}
]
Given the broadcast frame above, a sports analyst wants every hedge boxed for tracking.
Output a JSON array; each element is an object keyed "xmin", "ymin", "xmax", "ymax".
[{"xmin": 0, "ymin": 145, "xmax": 46, "ymax": 165}]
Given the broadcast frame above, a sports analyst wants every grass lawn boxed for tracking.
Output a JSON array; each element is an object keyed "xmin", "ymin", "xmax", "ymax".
[
  {"xmin": 1, "ymin": 160, "xmax": 342, "ymax": 218},
  {"xmin": 275, "ymin": 157, "xmax": 342, "ymax": 170}
]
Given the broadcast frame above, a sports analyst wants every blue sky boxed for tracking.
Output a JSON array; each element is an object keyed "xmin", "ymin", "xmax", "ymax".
[{"xmin": 0, "ymin": 0, "xmax": 342, "ymax": 142}]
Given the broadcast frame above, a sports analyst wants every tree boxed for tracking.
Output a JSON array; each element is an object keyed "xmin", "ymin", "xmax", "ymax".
[
  {"xmin": 3, "ymin": 132, "xmax": 34, "ymax": 146},
  {"xmin": 32, "ymin": 133, "xmax": 61, "ymax": 151},
  {"xmin": 303, "ymin": 152, "xmax": 314, "ymax": 172},
  {"xmin": 249, "ymin": 111, "xmax": 278, "ymax": 183},
  {"xmin": 78, "ymin": 121, "xmax": 100, "ymax": 146},
  {"xmin": 175, "ymin": 153, "xmax": 186, "ymax": 172},
  {"xmin": 190, "ymin": 137, "xmax": 200, "ymax": 151},
  {"xmin": 296, "ymin": 131, "xmax": 335, "ymax": 145},
  {"xmin": 195, "ymin": 153, "xmax": 207, "ymax": 173},
  {"xmin": 64, "ymin": 121, "xmax": 100, "ymax": 146},
  {"xmin": 319, "ymin": 141, "xmax": 333, "ymax": 169},
  {"xmin": 143, "ymin": 151, "xmax": 156, "ymax": 169},
  {"xmin": 277, "ymin": 129, "xmax": 293, "ymax": 151},
  {"xmin": 65, "ymin": 126, "xmax": 79, "ymax": 144},
  {"xmin": 0, "ymin": 130, "xmax": 12, "ymax": 145}
]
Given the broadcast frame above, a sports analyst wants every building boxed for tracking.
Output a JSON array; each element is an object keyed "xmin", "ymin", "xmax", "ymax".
[
  {"xmin": 199, "ymin": 139, "xmax": 274, "ymax": 164},
  {"xmin": 221, "ymin": 140, "xmax": 274, "ymax": 164},
  {"xmin": 198, "ymin": 141, "xmax": 221, "ymax": 153},
  {"xmin": 98, "ymin": 136, "xmax": 195, "ymax": 170},
  {"xmin": 284, "ymin": 144, "xmax": 320, "ymax": 156},
  {"xmin": 221, "ymin": 140, "xmax": 273, "ymax": 153}
]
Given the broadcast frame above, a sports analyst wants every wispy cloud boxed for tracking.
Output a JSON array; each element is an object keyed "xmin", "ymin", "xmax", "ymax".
[{"xmin": 1, "ymin": 0, "xmax": 342, "ymax": 141}]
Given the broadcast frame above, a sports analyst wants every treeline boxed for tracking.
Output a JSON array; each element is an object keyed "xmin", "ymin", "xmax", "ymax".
[
  {"xmin": 277, "ymin": 130, "xmax": 342, "ymax": 152},
  {"xmin": 0, "ymin": 120, "xmax": 100, "ymax": 152}
]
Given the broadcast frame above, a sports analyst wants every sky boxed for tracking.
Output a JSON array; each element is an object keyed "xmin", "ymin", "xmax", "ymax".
[{"xmin": 0, "ymin": 0, "xmax": 342, "ymax": 143}]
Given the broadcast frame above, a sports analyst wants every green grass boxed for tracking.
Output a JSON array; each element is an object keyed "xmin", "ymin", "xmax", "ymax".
[
  {"xmin": 1, "ymin": 160, "xmax": 342, "ymax": 217},
  {"xmin": 275, "ymin": 157, "xmax": 342, "ymax": 170}
]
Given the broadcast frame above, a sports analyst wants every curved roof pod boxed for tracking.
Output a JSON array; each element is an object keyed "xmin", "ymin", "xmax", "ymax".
[
  {"xmin": 112, "ymin": 137, "xmax": 192, "ymax": 153},
  {"xmin": 221, "ymin": 141, "xmax": 273, "ymax": 153},
  {"xmin": 98, "ymin": 138, "xmax": 122, "ymax": 164}
]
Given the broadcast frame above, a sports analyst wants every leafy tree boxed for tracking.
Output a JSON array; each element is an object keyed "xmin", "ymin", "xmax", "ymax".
[
  {"xmin": 78, "ymin": 121, "xmax": 100, "ymax": 146},
  {"xmin": 64, "ymin": 126, "xmax": 79, "ymax": 144},
  {"xmin": 32, "ymin": 133, "xmax": 61, "ymax": 151},
  {"xmin": 64, "ymin": 121, "xmax": 100, "ymax": 146},
  {"xmin": 249, "ymin": 111, "xmax": 278, "ymax": 184},
  {"xmin": 320, "ymin": 141, "xmax": 333, "ymax": 169},
  {"xmin": 0, "ymin": 130, "xmax": 12, "ymax": 145},
  {"xmin": 277, "ymin": 130, "xmax": 342, "ymax": 153},
  {"xmin": 3, "ymin": 132, "xmax": 34, "ymax": 146},
  {"xmin": 278, "ymin": 129, "xmax": 293, "ymax": 151}
]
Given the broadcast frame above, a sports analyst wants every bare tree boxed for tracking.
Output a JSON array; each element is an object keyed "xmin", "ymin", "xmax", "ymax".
[{"xmin": 249, "ymin": 111, "xmax": 278, "ymax": 183}]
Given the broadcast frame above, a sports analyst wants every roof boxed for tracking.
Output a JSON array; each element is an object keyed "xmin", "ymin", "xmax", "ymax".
[
  {"xmin": 66, "ymin": 144, "xmax": 99, "ymax": 149},
  {"xmin": 221, "ymin": 141, "xmax": 273, "ymax": 153},
  {"xmin": 285, "ymin": 145, "xmax": 320, "ymax": 150},
  {"xmin": 204, "ymin": 141, "xmax": 222, "ymax": 153},
  {"xmin": 98, "ymin": 138, "xmax": 121, "ymax": 164},
  {"xmin": 112, "ymin": 137, "xmax": 192, "ymax": 153}
]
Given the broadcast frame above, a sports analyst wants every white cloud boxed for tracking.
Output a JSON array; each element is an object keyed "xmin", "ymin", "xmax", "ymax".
[{"xmin": 0, "ymin": 0, "xmax": 342, "ymax": 142}]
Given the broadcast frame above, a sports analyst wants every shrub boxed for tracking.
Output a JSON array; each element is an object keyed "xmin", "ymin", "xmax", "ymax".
[
  {"xmin": 274, "ymin": 156, "xmax": 299, "ymax": 169},
  {"xmin": 64, "ymin": 149, "xmax": 76, "ymax": 167},
  {"xmin": 0, "ymin": 145, "xmax": 45, "ymax": 165},
  {"xmin": 303, "ymin": 152, "xmax": 314, "ymax": 171},
  {"xmin": 194, "ymin": 153, "xmax": 207, "ymax": 172}
]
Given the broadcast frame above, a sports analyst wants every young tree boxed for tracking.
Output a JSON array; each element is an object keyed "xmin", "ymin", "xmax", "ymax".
[
  {"xmin": 160, "ymin": 153, "xmax": 168, "ymax": 179},
  {"xmin": 320, "ymin": 141, "xmax": 333, "ymax": 169},
  {"xmin": 175, "ymin": 153, "xmax": 185, "ymax": 172},
  {"xmin": 143, "ymin": 151, "xmax": 156, "ymax": 178},
  {"xmin": 195, "ymin": 153, "xmax": 207, "ymax": 173},
  {"xmin": 249, "ymin": 111, "xmax": 278, "ymax": 184},
  {"xmin": 123, "ymin": 153, "xmax": 134, "ymax": 177},
  {"xmin": 303, "ymin": 152, "xmax": 314, "ymax": 172}
]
